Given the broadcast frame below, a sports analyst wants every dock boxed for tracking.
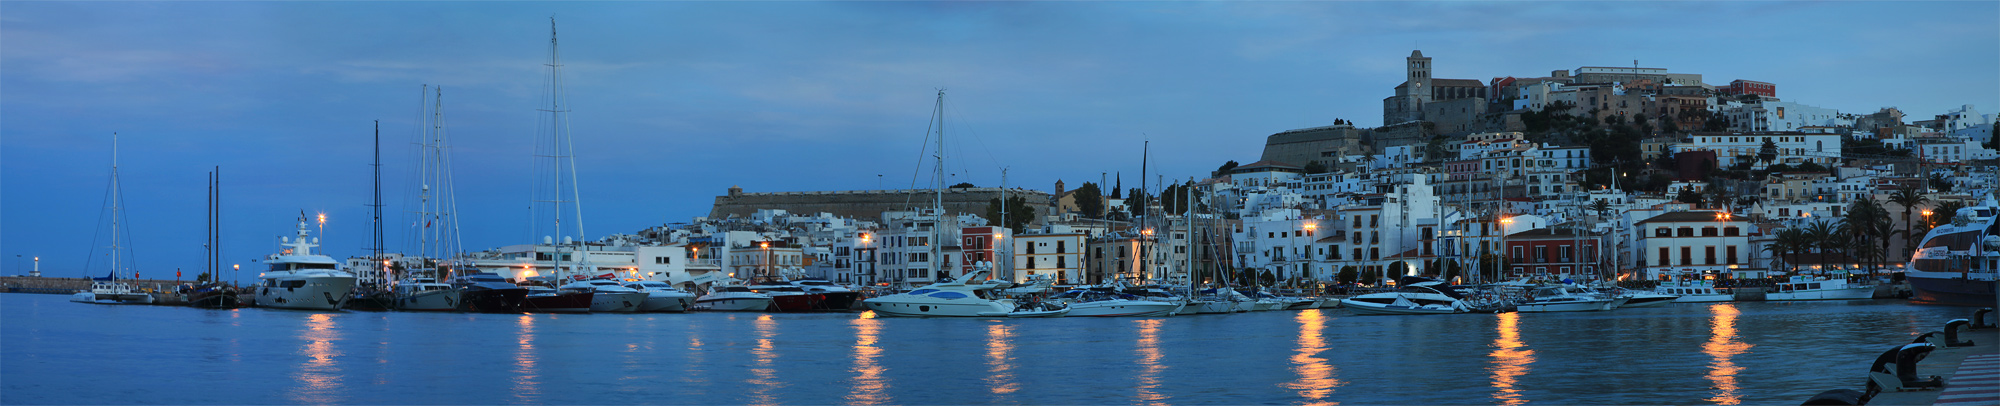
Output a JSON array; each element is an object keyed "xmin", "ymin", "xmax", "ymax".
[{"xmin": 1811, "ymin": 308, "xmax": 2000, "ymax": 405}]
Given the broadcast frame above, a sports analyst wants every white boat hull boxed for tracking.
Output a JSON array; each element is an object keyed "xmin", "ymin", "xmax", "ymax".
[
  {"xmin": 394, "ymin": 289, "xmax": 462, "ymax": 311},
  {"xmin": 866, "ymin": 299, "xmax": 1016, "ymax": 317},
  {"xmin": 69, "ymin": 291, "xmax": 155, "ymax": 305},
  {"xmin": 1517, "ymin": 298, "xmax": 1617, "ymax": 312},
  {"xmin": 1195, "ymin": 300, "xmax": 1238, "ymax": 314},
  {"xmin": 256, "ymin": 277, "xmax": 357, "ymax": 311},
  {"xmin": 1618, "ymin": 295, "xmax": 1678, "ymax": 308},
  {"xmin": 1065, "ymin": 300, "xmax": 1180, "ymax": 317},
  {"xmin": 639, "ymin": 293, "xmax": 694, "ymax": 312},
  {"xmin": 1767, "ymin": 287, "xmax": 1874, "ymax": 301},
  {"xmin": 1001, "ymin": 308, "xmax": 1069, "ymax": 318},
  {"xmin": 1675, "ymin": 294, "xmax": 1734, "ymax": 303},
  {"xmin": 1340, "ymin": 299, "xmax": 1463, "ymax": 315}
]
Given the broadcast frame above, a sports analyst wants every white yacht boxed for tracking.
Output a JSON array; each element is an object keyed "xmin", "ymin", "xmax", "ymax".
[
  {"xmin": 70, "ymin": 277, "xmax": 155, "ymax": 305},
  {"xmin": 695, "ymin": 283, "xmax": 775, "ymax": 312},
  {"xmin": 1766, "ymin": 275, "xmax": 1875, "ymax": 301},
  {"xmin": 1515, "ymin": 284, "xmax": 1623, "ymax": 312},
  {"xmin": 623, "ymin": 281, "xmax": 696, "ymax": 312},
  {"xmin": 1047, "ymin": 287, "xmax": 1182, "ymax": 317},
  {"xmin": 1614, "ymin": 288, "xmax": 1680, "ymax": 308},
  {"xmin": 1340, "ymin": 281, "xmax": 1471, "ymax": 315},
  {"xmin": 862, "ymin": 263, "xmax": 1017, "ymax": 317},
  {"xmin": 391, "ymin": 275, "xmax": 462, "ymax": 311},
  {"xmin": 564, "ymin": 279, "xmax": 646, "ymax": 312},
  {"xmin": 255, "ymin": 216, "xmax": 358, "ymax": 311}
]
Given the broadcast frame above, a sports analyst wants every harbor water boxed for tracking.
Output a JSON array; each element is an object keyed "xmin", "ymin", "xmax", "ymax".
[{"xmin": 0, "ymin": 294, "xmax": 1975, "ymax": 405}]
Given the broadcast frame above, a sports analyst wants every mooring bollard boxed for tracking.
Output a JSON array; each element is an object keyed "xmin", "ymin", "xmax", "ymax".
[
  {"xmin": 1867, "ymin": 343, "xmax": 1944, "ymax": 395},
  {"xmin": 1943, "ymin": 319, "xmax": 1976, "ymax": 347},
  {"xmin": 1974, "ymin": 308, "xmax": 1995, "ymax": 330},
  {"xmin": 1911, "ymin": 331, "xmax": 1942, "ymax": 344}
]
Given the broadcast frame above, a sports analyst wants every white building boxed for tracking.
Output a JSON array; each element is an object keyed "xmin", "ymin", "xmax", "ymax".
[
  {"xmin": 1637, "ymin": 211, "xmax": 1764, "ymax": 281},
  {"xmin": 1673, "ymin": 132, "xmax": 1842, "ymax": 170}
]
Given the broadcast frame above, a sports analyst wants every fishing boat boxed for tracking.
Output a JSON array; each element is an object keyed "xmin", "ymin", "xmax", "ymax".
[
  {"xmin": 254, "ymin": 215, "xmax": 358, "ymax": 311},
  {"xmin": 1906, "ymin": 196, "xmax": 2000, "ymax": 307}
]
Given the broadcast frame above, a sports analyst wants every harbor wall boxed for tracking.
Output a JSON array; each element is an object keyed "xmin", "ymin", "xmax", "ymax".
[
  {"xmin": 709, "ymin": 186, "xmax": 1055, "ymax": 225},
  {"xmin": 1, "ymin": 276, "xmax": 186, "ymax": 294}
]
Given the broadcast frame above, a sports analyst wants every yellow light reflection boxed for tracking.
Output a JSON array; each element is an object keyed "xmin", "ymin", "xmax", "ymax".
[
  {"xmin": 1134, "ymin": 319, "xmax": 1169, "ymax": 405},
  {"xmin": 986, "ymin": 323, "xmax": 1018, "ymax": 397},
  {"xmin": 1283, "ymin": 309, "xmax": 1342, "ymax": 404},
  {"xmin": 749, "ymin": 314, "xmax": 780, "ymax": 406},
  {"xmin": 1489, "ymin": 312, "xmax": 1533, "ymax": 406},
  {"xmin": 513, "ymin": 315, "xmax": 540, "ymax": 403},
  {"xmin": 1704, "ymin": 304, "xmax": 1751, "ymax": 405},
  {"xmin": 289, "ymin": 313, "xmax": 345, "ymax": 404},
  {"xmin": 847, "ymin": 317, "xmax": 890, "ymax": 405}
]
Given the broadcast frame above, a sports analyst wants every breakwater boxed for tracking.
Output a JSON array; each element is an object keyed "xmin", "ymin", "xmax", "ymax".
[{"xmin": 0, "ymin": 276, "xmax": 185, "ymax": 294}]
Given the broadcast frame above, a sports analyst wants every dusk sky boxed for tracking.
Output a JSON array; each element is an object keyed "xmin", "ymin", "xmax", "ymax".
[{"xmin": 4, "ymin": 1, "xmax": 1995, "ymax": 283}]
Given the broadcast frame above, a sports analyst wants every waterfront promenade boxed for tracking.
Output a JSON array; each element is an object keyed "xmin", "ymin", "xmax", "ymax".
[{"xmin": 1861, "ymin": 312, "xmax": 1999, "ymax": 406}]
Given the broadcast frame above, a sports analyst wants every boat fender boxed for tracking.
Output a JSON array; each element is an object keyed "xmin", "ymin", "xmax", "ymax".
[
  {"xmin": 1799, "ymin": 388, "xmax": 1867, "ymax": 405},
  {"xmin": 1943, "ymin": 319, "xmax": 1975, "ymax": 347},
  {"xmin": 1973, "ymin": 308, "xmax": 1995, "ymax": 330}
]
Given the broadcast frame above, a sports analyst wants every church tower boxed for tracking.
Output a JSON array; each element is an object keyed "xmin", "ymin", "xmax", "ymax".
[{"xmin": 1407, "ymin": 50, "xmax": 1433, "ymax": 103}]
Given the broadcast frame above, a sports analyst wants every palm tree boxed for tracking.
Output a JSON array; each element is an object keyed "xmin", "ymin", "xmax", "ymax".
[
  {"xmin": 1763, "ymin": 228, "xmax": 1800, "ymax": 274},
  {"xmin": 1802, "ymin": 220, "xmax": 1844, "ymax": 273},
  {"xmin": 1887, "ymin": 188, "xmax": 1930, "ymax": 256},
  {"xmin": 1868, "ymin": 219, "xmax": 1902, "ymax": 275},
  {"xmin": 1705, "ymin": 183, "xmax": 1734, "ymax": 211}
]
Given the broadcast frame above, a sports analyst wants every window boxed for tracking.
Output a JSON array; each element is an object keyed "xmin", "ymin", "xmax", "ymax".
[
  {"xmin": 1680, "ymin": 247, "xmax": 1692, "ymax": 265},
  {"xmin": 1727, "ymin": 246, "xmax": 1739, "ymax": 264},
  {"xmin": 1056, "ymin": 241, "xmax": 1067, "ymax": 253},
  {"xmin": 1658, "ymin": 247, "xmax": 1669, "ymax": 266},
  {"xmin": 1704, "ymin": 246, "xmax": 1716, "ymax": 265},
  {"xmin": 1724, "ymin": 227, "xmax": 1740, "ymax": 236}
]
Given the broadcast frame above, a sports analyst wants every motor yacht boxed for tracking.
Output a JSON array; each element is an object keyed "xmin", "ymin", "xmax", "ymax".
[
  {"xmin": 863, "ymin": 263, "xmax": 1017, "ymax": 317},
  {"xmin": 1340, "ymin": 280, "xmax": 1471, "ymax": 315},
  {"xmin": 1612, "ymin": 287, "xmax": 1679, "ymax": 308},
  {"xmin": 1654, "ymin": 282, "xmax": 1734, "ymax": 303},
  {"xmin": 1515, "ymin": 284, "xmax": 1622, "ymax": 312},
  {"xmin": 696, "ymin": 283, "xmax": 775, "ymax": 312},
  {"xmin": 453, "ymin": 272, "xmax": 529, "ymax": 313},
  {"xmin": 1766, "ymin": 275, "xmax": 1875, "ymax": 301},
  {"xmin": 1906, "ymin": 197, "xmax": 2000, "ymax": 306},
  {"xmin": 520, "ymin": 284, "xmax": 592, "ymax": 313},
  {"xmin": 1047, "ymin": 287, "xmax": 1182, "ymax": 317},
  {"xmin": 254, "ymin": 217, "xmax": 357, "ymax": 311},
  {"xmin": 622, "ymin": 281, "xmax": 695, "ymax": 312}
]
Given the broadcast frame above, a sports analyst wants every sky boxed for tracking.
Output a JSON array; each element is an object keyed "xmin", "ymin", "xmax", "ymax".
[{"xmin": 4, "ymin": 1, "xmax": 1995, "ymax": 283}]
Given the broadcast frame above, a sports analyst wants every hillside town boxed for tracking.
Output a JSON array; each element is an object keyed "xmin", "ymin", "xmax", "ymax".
[{"xmin": 371, "ymin": 50, "xmax": 1995, "ymax": 298}]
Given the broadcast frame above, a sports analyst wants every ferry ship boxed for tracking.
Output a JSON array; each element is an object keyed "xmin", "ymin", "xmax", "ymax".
[{"xmin": 1906, "ymin": 196, "xmax": 2000, "ymax": 307}]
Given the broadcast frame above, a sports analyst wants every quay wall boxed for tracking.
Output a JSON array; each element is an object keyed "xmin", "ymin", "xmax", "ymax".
[
  {"xmin": 709, "ymin": 187, "xmax": 1055, "ymax": 225},
  {"xmin": 1, "ymin": 276, "xmax": 186, "ymax": 294}
]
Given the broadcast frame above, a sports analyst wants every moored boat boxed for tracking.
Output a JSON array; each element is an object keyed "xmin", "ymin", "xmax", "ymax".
[
  {"xmin": 254, "ymin": 215, "xmax": 358, "ymax": 311},
  {"xmin": 695, "ymin": 284, "xmax": 776, "ymax": 312},
  {"xmin": 1766, "ymin": 275, "xmax": 1874, "ymax": 301},
  {"xmin": 865, "ymin": 263, "xmax": 1017, "ymax": 317},
  {"xmin": 455, "ymin": 272, "xmax": 529, "ymax": 313},
  {"xmin": 1340, "ymin": 280, "xmax": 1471, "ymax": 315},
  {"xmin": 1906, "ymin": 197, "xmax": 2000, "ymax": 307},
  {"xmin": 623, "ymin": 280, "xmax": 695, "ymax": 312}
]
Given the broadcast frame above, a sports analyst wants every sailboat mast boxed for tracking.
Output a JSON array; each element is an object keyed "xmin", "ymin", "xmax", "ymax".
[
  {"xmin": 932, "ymin": 89, "xmax": 945, "ymax": 280},
  {"xmin": 372, "ymin": 121, "xmax": 383, "ymax": 261},
  {"xmin": 110, "ymin": 133, "xmax": 121, "ymax": 280}
]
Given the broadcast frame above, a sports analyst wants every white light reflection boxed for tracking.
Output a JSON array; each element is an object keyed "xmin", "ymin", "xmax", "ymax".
[
  {"xmin": 288, "ymin": 313, "xmax": 345, "ymax": 404},
  {"xmin": 986, "ymin": 323, "xmax": 1018, "ymax": 398},
  {"xmin": 1282, "ymin": 309, "xmax": 1343, "ymax": 404},
  {"xmin": 1134, "ymin": 319, "xmax": 1169, "ymax": 405}
]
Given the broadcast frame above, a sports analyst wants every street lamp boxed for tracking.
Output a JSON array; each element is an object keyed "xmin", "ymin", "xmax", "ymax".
[
  {"xmin": 1922, "ymin": 209, "xmax": 1933, "ymax": 228},
  {"xmin": 760, "ymin": 241, "xmax": 771, "ymax": 278},
  {"xmin": 1499, "ymin": 216, "xmax": 1514, "ymax": 280}
]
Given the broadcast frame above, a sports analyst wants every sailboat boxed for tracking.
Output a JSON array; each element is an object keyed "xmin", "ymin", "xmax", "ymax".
[
  {"xmin": 390, "ymin": 86, "xmax": 467, "ymax": 312},
  {"xmin": 862, "ymin": 91, "xmax": 1023, "ymax": 317},
  {"xmin": 187, "ymin": 167, "xmax": 241, "ymax": 308},
  {"xmin": 71, "ymin": 134, "xmax": 154, "ymax": 305},
  {"xmin": 517, "ymin": 18, "xmax": 596, "ymax": 313}
]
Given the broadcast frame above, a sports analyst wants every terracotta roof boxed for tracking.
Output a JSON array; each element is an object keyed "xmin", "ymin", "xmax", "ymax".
[{"xmin": 1636, "ymin": 211, "xmax": 1734, "ymax": 224}]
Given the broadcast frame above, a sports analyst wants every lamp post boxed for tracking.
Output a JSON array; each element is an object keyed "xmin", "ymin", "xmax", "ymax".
[
  {"xmin": 1922, "ymin": 209, "xmax": 1933, "ymax": 229},
  {"xmin": 1304, "ymin": 222, "xmax": 1318, "ymax": 287},
  {"xmin": 1499, "ymin": 216, "xmax": 1515, "ymax": 281},
  {"xmin": 1717, "ymin": 211, "xmax": 1733, "ymax": 279},
  {"xmin": 760, "ymin": 241, "xmax": 771, "ymax": 279}
]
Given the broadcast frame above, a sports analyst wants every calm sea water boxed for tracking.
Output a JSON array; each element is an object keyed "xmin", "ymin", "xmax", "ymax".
[{"xmin": 0, "ymin": 294, "xmax": 1977, "ymax": 405}]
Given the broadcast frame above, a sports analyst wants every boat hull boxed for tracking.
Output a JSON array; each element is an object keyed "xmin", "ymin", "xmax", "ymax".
[
  {"xmin": 256, "ymin": 277, "xmax": 357, "ymax": 311},
  {"xmin": 460, "ymin": 288, "xmax": 529, "ymax": 313},
  {"xmin": 1195, "ymin": 300, "xmax": 1238, "ymax": 314},
  {"xmin": 522, "ymin": 292, "xmax": 593, "ymax": 313},
  {"xmin": 1908, "ymin": 272, "xmax": 2000, "ymax": 307},
  {"xmin": 1619, "ymin": 295, "xmax": 1679, "ymax": 308},
  {"xmin": 394, "ymin": 289, "xmax": 463, "ymax": 311},
  {"xmin": 70, "ymin": 292, "xmax": 154, "ymax": 305},
  {"xmin": 697, "ymin": 295, "xmax": 773, "ymax": 312},
  {"xmin": 1340, "ymin": 300, "xmax": 1463, "ymax": 315},
  {"xmin": 1517, "ymin": 299, "xmax": 1617, "ymax": 312},
  {"xmin": 638, "ymin": 293, "xmax": 693, "ymax": 312},
  {"xmin": 864, "ymin": 299, "xmax": 1014, "ymax": 317},
  {"xmin": 590, "ymin": 291, "xmax": 645, "ymax": 312},
  {"xmin": 1064, "ymin": 300, "xmax": 1180, "ymax": 317}
]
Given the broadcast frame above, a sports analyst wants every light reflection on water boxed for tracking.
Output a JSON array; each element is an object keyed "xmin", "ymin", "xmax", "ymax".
[
  {"xmin": 985, "ymin": 323, "xmax": 1018, "ymax": 398},
  {"xmin": 846, "ymin": 316, "xmax": 889, "ymax": 405},
  {"xmin": 512, "ymin": 315, "xmax": 539, "ymax": 403},
  {"xmin": 1489, "ymin": 312, "xmax": 1533, "ymax": 406},
  {"xmin": 749, "ymin": 314, "xmax": 781, "ymax": 406},
  {"xmin": 1704, "ymin": 304, "xmax": 1751, "ymax": 405},
  {"xmin": 1133, "ymin": 318, "xmax": 1168, "ymax": 405},
  {"xmin": 289, "ymin": 313, "xmax": 344, "ymax": 405},
  {"xmin": 1283, "ymin": 309, "xmax": 1342, "ymax": 404}
]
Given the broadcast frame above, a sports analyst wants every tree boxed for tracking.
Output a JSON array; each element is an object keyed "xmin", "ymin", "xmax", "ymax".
[
  {"xmin": 1676, "ymin": 187, "xmax": 1704, "ymax": 205},
  {"xmin": 985, "ymin": 196, "xmax": 1035, "ymax": 235},
  {"xmin": 1765, "ymin": 163, "xmax": 1793, "ymax": 173},
  {"xmin": 1932, "ymin": 201, "xmax": 1966, "ymax": 228},
  {"xmin": 1887, "ymin": 188, "xmax": 1930, "ymax": 256},
  {"xmin": 1358, "ymin": 268, "xmax": 1379, "ymax": 286},
  {"xmin": 1705, "ymin": 182, "xmax": 1734, "ymax": 210},
  {"xmin": 1796, "ymin": 162, "xmax": 1827, "ymax": 172},
  {"xmin": 1072, "ymin": 182, "xmax": 1105, "ymax": 218},
  {"xmin": 1337, "ymin": 266, "xmax": 1359, "ymax": 284},
  {"xmin": 1302, "ymin": 160, "xmax": 1329, "ymax": 174},
  {"xmin": 1757, "ymin": 139, "xmax": 1780, "ymax": 164},
  {"xmin": 1126, "ymin": 187, "xmax": 1152, "ymax": 217},
  {"xmin": 950, "ymin": 182, "xmax": 975, "ymax": 189},
  {"xmin": 1215, "ymin": 160, "xmax": 1240, "ymax": 176},
  {"xmin": 1929, "ymin": 174, "xmax": 1954, "ymax": 192}
]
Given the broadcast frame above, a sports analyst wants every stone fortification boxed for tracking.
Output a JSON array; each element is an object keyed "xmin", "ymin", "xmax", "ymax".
[
  {"xmin": 709, "ymin": 186, "xmax": 1054, "ymax": 225},
  {"xmin": 1258, "ymin": 124, "xmax": 1364, "ymax": 168}
]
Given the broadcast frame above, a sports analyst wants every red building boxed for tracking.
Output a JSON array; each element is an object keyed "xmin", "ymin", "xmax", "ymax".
[
  {"xmin": 1722, "ymin": 79, "xmax": 1776, "ymax": 98},
  {"xmin": 960, "ymin": 226, "xmax": 1009, "ymax": 278},
  {"xmin": 1502, "ymin": 228, "xmax": 1603, "ymax": 281}
]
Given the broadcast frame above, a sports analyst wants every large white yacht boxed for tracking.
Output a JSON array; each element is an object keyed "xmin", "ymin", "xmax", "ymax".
[
  {"xmin": 695, "ymin": 282, "xmax": 775, "ymax": 312},
  {"xmin": 1906, "ymin": 197, "xmax": 2000, "ymax": 307},
  {"xmin": 1654, "ymin": 281, "xmax": 1734, "ymax": 303},
  {"xmin": 564, "ymin": 279, "xmax": 646, "ymax": 312},
  {"xmin": 1047, "ymin": 287, "xmax": 1182, "ymax": 317},
  {"xmin": 1515, "ymin": 284, "xmax": 1623, "ymax": 312},
  {"xmin": 255, "ymin": 216, "xmax": 358, "ymax": 311},
  {"xmin": 862, "ymin": 263, "xmax": 1018, "ymax": 317},
  {"xmin": 391, "ymin": 275, "xmax": 462, "ymax": 311}
]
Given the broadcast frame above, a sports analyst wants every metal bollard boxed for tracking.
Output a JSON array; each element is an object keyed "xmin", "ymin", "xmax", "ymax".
[
  {"xmin": 1943, "ymin": 319, "xmax": 1975, "ymax": 347},
  {"xmin": 1974, "ymin": 308, "xmax": 1995, "ymax": 330}
]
